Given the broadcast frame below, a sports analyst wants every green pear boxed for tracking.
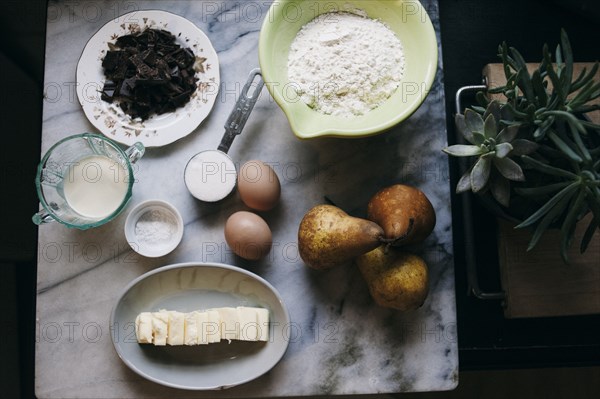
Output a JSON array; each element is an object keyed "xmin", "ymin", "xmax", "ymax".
[
  {"xmin": 298, "ymin": 205, "xmax": 384, "ymax": 270},
  {"xmin": 367, "ymin": 184, "xmax": 436, "ymax": 246},
  {"xmin": 356, "ymin": 246, "xmax": 429, "ymax": 310}
]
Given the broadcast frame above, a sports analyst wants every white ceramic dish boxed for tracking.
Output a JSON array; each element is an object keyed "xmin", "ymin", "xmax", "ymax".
[
  {"xmin": 110, "ymin": 262, "xmax": 290, "ymax": 390},
  {"xmin": 124, "ymin": 199, "xmax": 184, "ymax": 257},
  {"xmin": 76, "ymin": 10, "xmax": 220, "ymax": 147}
]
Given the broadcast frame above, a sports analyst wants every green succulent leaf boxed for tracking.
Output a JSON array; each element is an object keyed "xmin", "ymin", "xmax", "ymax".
[
  {"xmin": 465, "ymin": 109, "xmax": 484, "ymax": 134},
  {"xmin": 560, "ymin": 187, "xmax": 587, "ymax": 263},
  {"xmin": 555, "ymin": 43, "xmax": 563, "ymax": 69},
  {"xmin": 525, "ymin": 103, "xmax": 537, "ymax": 119},
  {"xmin": 581, "ymin": 120, "xmax": 600, "ymax": 132},
  {"xmin": 516, "ymin": 182, "xmax": 578, "ymax": 229},
  {"xmin": 533, "ymin": 116, "xmax": 554, "ymax": 140},
  {"xmin": 496, "ymin": 125, "xmax": 519, "ymax": 143},
  {"xmin": 526, "ymin": 185, "xmax": 572, "ymax": 252},
  {"xmin": 487, "ymin": 87, "xmax": 506, "ymax": 95},
  {"xmin": 483, "ymin": 113, "xmax": 498, "ymax": 139},
  {"xmin": 455, "ymin": 113, "xmax": 484, "ymax": 145},
  {"xmin": 493, "ymin": 157, "xmax": 525, "ymax": 181},
  {"xmin": 499, "ymin": 42, "xmax": 516, "ymax": 74},
  {"xmin": 456, "ymin": 170, "xmax": 472, "ymax": 194},
  {"xmin": 544, "ymin": 47, "xmax": 566, "ymax": 103},
  {"xmin": 504, "ymin": 102, "xmax": 529, "ymax": 119},
  {"xmin": 515, "ymin": 64, "xmax": 536, "ymax": 102},
  {"xmin": 473, "ymin": 131, "xmax": 487, "ymax": 145},
  {"xmin": 500, "ymin": 104, "xmax": 513, "ymax": 121},
  {"xmin": 455, "ymin": 113, "xmax": 467, "ymax": 129},
  {"xmin": 475, "ymin": 91, "xmax": 490, "ymax": 109},
  {"xmin": 484, "ymin": 101, "xmax": 502, "ymax": 124},
  {"xmin": 560, "ymin": 29, "xmax": 574, "ymax": 95},
  {"xmin": 568, "ymin": 79, "xmax": 599, "ymax": 109},
  {"xmin": 572, "ymin": 104, "xmax": 600, "ymax": 114},
  {"xmin": 542, "ymin": 110, "xmax": 587, "ymax": 133},
  {"xmin": 571, "ymin": 62, "xmax": 598, "ymax": 92},
  {"xmin": 515, "ymin": 182, "xmax": 570, "ymax": 197},
  {"xmin": 521, "ymin": 155, "xmax": 578, "ymax": 178},
  {"xmin": 580, "ymin": 170, "xmax": 598, "ymax": 183},
  {"xmin": 495, "ymin": 143, "xmax": 514, "ymax": 158},
  {"xmin": 580, "ymin": 214, "xmax": 599, "ymax": 254},
  {"xmin": 533, "ymin": 116, "xmax": 555, "ymax": 139},
  {"xmin": 511, "ymin": 139, "xmax": 539, "ymax": 156},
  {"xmin": 470, "ymin": 156, "xmax": 492, "ymax": 193},
  {"xmin": 490, "ymin": 175, "xmax": 511, "ymax": 207},
  {"xmin": 546, "ymin": 91, "xmax": 561, "ymax": 112},
  {"xmin": 547, "ymin": 130, "xmax": 583, "ymax": 162},
  {"xmin": 510, "ymin": 46, "xmax": 528, "ymax": 72},
  {"xmin": 567, "ymin": 122, "xmax": 592, "ymax": 163},
  {"xmin": 531, "ymin": 69, "xmax": 548, "ymax": 106},
  {"xmin": 443, "ymin": 145, "xmax": 486, "ymax": 157}
]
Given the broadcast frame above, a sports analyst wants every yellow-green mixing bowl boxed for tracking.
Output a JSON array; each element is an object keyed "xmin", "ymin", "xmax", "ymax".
[{"xmin": 259, "ymin": 0, "xmax": 438, "ymax": 139}]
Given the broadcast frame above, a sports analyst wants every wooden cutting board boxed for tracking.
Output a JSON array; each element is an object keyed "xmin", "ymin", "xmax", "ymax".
[{"xmin": 482, "ymin": 63, "xmax": 600, "ymax": 318}]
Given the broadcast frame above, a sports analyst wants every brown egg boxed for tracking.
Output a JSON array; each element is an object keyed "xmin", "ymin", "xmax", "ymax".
[
  {"xmin": 237, "ymin": 160, "xmax": 281, "ymax": 211},
  {"xmin": 224, "ymin": 211, "xmax": 272, "ymax": 260}
]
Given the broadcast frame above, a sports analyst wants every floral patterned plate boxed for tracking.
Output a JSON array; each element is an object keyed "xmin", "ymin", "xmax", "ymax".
[{"xmin": 76, "ymin": 10, "xmax": 220, "ymax": 147}]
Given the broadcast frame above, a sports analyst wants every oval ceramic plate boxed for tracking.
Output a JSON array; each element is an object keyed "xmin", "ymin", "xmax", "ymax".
[
  {"xmin": 110, "ymin": 263, "xmax": 290, "ymax": 390},
  {"xmin": 76, "ymin": 10, "xmax": 220, "ymax": 147}
]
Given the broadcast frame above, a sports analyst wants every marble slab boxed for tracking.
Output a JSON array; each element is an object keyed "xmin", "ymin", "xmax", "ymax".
[{"xmin": 36, "ymin": 0, "xmax": 458, "ymax": 397}]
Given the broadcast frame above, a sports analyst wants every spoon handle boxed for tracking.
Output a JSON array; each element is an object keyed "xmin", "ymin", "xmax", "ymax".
[{"xmin": 218, "ymin": 68, "xmax": 264, "ymax": 154}]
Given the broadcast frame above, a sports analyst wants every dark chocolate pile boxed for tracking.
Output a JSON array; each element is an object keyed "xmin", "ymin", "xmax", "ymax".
[{"xmin": 101, "ymin": 28, "xmax": 199, "ymax": 121}]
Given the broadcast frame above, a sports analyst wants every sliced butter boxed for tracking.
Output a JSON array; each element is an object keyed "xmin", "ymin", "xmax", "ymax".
[
  {"xmin": 138, "ymin": 307, "xmax": 269, "ymax": 346},
  {"xmin": 255, "ymin": 307, "xmax": 270, "ymax": 342},
  {"xmin": 196, "ymin": 311, "xmax": 210, "ymax": 345},
  {"xmin": 167, "ymin": 311, "xmax": 185, "ymax": 345},
  {"xmin": 184, "ymin": 311, "xmax": 200, "ymax": 345},
  {"xmin": 135, "ymin": 312, "xmax": 153, "ymax": 344},
  {"xmin": 237, "ymin": 306, "xmax": 269, "ymax": 342},
  {"xmin": 218, "ymin": 307, "xmax": 240, "ymax": 341},
  {"xmin": 151, "ymin": 311, "xmax": 169, "ymax": 346},
  {"xmin": 205, "ymin": 309, "xmax": 221, "ymax": 343}
]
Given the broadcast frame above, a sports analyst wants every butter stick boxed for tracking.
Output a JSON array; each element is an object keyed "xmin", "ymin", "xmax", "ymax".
[{"xmin": 137, "ymin": 307, "xmax": 269, "ymax": 346}]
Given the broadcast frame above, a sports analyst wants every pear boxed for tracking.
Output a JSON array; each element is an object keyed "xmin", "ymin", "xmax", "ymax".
[
  {"xmin": 356, "ymin": 246, "xmax": 429, "ymax": 311},
  {"xmin": 367, "ymin": 184, "xmax": 436, "ymax": 246},
  {"xmin": 298, "ymin": 204, "xmax": 384, "ymax": 270}
]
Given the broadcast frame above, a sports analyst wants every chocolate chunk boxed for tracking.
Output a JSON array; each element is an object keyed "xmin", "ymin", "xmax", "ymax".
[
  {"xmin": 102, "ymin": 51, "xmax": 121, "ymax": 71},
  {"xmin": 100, "ymin": 28, "xmax": 200, "ymax": 121}
]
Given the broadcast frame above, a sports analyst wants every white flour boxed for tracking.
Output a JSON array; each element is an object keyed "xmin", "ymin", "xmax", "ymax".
[{"xmin": 287, "ymin": 11, "xmax": 405, "ymax": 117}]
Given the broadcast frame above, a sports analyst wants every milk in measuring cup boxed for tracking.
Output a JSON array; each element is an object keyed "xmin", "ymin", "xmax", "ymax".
[{"xmin": 63, "ymin": 155, "xmax": 128, "ymax": 219}]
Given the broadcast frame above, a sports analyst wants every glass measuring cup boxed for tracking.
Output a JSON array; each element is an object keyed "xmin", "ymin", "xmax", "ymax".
[
  {"xmin": 33, "ymin": 133, "xmax": 145, "ymax": 229},
  {"xmin": 184, "ymin": 69, "xmax": 264, "ymax": 202}
]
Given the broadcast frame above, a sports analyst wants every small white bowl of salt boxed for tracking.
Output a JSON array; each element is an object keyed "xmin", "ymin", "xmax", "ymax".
[{"xmin": 124, "ymin": 199, "xmax": 184, "ymax": 258}]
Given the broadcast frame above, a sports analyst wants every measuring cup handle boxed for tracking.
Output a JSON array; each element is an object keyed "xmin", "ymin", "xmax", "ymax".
[
  {"xmin": 125, "ymin": 142, "xmax": 145, "ymax": 164},
  {"xmin": 218, "ymin": 68, "xmax": 265, "ymax": 154},
  {"xmin": 32, "ymin": 210, "xmax": 54, "ymax": 225}
]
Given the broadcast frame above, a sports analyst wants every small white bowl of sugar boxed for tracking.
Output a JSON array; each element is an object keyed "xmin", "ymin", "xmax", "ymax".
[{"xmin": 124, "ymin": 199, "xmax": 184, "ymax": 257}]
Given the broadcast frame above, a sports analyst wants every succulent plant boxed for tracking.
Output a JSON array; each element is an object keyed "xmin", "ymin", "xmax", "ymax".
[
  {"xmin": 445, "ymin": 30, "xmax": 600, "ymax": 262},
  {"xmin": 445, "ymin": 101, "xmax": 538, "ymax": 207},
  {"xmin": 476, "ymin": 30, "xmax": 600, "ymax": 139}
]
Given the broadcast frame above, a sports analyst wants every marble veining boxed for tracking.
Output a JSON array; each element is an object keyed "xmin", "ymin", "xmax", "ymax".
[{"xmin": 36, "ymin": 1, "xmax": 458, "ymax": 397}]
